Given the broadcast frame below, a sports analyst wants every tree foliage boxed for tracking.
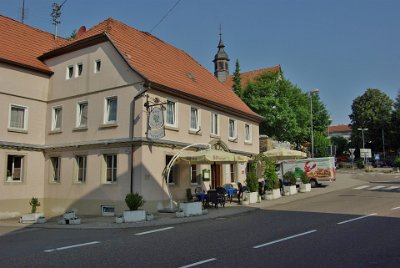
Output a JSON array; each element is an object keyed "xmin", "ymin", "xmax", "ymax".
[
  {"xmin": 242, "ymin": 71, "xmax": 330, "ymax": 148},
  {"xmin": 232, "ymin": 59, "xmax": 242, "ymax": 97},
  {"xmin": 349, "ymin": 88, "xmax": 393, "ymax": 152},
  {"xmin": 314, "ymin": 131, "xmax": 331, "ymax": 157},
  {"xmin": 330, "ymin": 136, "xmax": 349, "ymax": 156}
]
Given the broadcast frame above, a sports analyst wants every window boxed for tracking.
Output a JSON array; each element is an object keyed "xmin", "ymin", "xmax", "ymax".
[
  {"xmin": 104, "ymin": 97, "xmax": 117, "ymax": 123},
  {"xmin": 76, "ymin": 63, "xmax": 83, "ymax": 77},
  {"xmin": 77, "ymin": 102, "xmax": 88, "ymax": 127},
  {"xmin": 105, "ymin": 154, "xmax": 117, "ymax": 182},
  {"xmin": 211, "ymin": 112, "xmax": 219, "ymax": 135},
  {"xmin": 166, "ymin": 100, "xmax": 177, "ymax": 127},
  {"xmin": 245, "ymin": 123, "xmax": 252, "ymax": 142},
  {"xmin": 66, "ymin": 65, "xmax": 74, "ymax": 79},
  {"xmin": 6, "ymin": 155, "xmax": 24, "ymax": 182},
  {"xmin": 165, "ymin": 155, "xmax": 177, "ymax": 184},
  {"xmin": 50, "ymin": 157, "xmax": 61, "ymax": 182},
  {"xmin": 95, "ymin": 60, "xmax": 101, "ymax": 73},
  {"xmin": 190, "ymin": 165, "xmax": 198, "ymax": 184},
  {"xmin": 190, "ymin": 106, "xmax": 200, "ymax": 131},
  {"xmin": 228, "ymin": 119, "xmax": 237, "ymax": 139},
  {"xmin": 76, "ymin": 156, "xmax": 87, "ymax": 183},
  {"xmin": 230, "ymin": 164, "xmax": 235, "ymax": 183},
  {"xmin": 9, "ymin": 105, "xmax": 28, "ymax": 130},
  {"xmin": 52, "ymin": 107, "xmax": 62, "ymax": 131}
]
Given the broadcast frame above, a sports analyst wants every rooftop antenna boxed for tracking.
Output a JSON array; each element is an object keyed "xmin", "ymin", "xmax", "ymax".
[
  {"xmin": 21, "ymin": 0, "xmax": 26, "ymax": 23},
  {"xmin": 51, "ymin": 0, "xmax": 67, "ymax": 39}
]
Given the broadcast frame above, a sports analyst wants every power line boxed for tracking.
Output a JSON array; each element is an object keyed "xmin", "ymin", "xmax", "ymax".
[{"xmin": 149, "ymin": 0, "xmax": 182, "ymax": 33}]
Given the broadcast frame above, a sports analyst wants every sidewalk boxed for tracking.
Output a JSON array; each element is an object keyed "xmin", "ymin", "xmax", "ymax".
[{"xmin": 0, "ymin": 171, "xmax": 362, "ymax": 230}]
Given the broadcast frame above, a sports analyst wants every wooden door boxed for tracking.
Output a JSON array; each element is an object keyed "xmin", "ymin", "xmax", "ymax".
[{"xmin": 211, "ymin": 163, "xmax": 221, "ymax": 189}]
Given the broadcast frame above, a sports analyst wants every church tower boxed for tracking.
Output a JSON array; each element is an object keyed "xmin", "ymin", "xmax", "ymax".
[{"xmin": 213, "ymin": 30, "xmax": 230, "ymax": 83}]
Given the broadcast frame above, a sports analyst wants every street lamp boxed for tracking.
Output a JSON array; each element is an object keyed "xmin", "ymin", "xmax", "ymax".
[
  {"xmin": 358, "ymin": 127, "xmax": 368, "ymax": 164},
  {"xmin": 309, "ymin": 89, "xmax": 319, "ymax": 158}
]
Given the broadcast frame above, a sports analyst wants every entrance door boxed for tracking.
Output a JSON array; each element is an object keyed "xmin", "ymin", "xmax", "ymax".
[{"xmin": 211, "ymin": 163, "xmax": 221, "ymax": 189}]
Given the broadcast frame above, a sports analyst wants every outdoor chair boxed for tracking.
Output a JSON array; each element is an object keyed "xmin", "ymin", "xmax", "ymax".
[
  {"xmin": 215, "ymin": 187, "xmax": 226, "ymax": 207},
  {"xmin": 206, "ymin": 190, "xmax": 221, "ymax": 208}
]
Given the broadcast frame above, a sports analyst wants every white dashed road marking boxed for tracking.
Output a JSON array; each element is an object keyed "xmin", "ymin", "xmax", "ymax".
[
  {"xmin": 253, "ymin": 230, "xmax": 317, "ymax": 249},
  {"xmin": 44, "ymin": 241, "xmax": 100, "ymax": 253},
  {"xmin": 369, "ymin": 186, "xmax": 386, "ymax": 190},
  {"xmin": 134, "ymin": 226, "xmax": 174, "ymax": 236},
  {"xmin": 354, "ymin": 185, "xmax": 370, "ymax": 190},
  {"xmin": 179, "ymin": 258, "xmax": 217, "ymax": 268},
  {"xmin": 337, "ymin": 213, "xmax": 377, "ymax": 225}
]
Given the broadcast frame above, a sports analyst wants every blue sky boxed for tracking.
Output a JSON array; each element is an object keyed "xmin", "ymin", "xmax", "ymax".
[{"xmin": 2, "ymin": 0, "xmax": 399, "ymax": 125}]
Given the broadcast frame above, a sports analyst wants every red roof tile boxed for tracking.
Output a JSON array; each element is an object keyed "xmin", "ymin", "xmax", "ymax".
[
  {"xmin": 223, "ymin": 65, "xmax": 282, "ymax": 89},
  {"xmin": 45, "ymin": 18, "xmax": 263, "ymax": 121},
  {"xmin": 328, "ymin": 125, "xmax": 352, "ymax": 133},
  {"xmin": 0, "ymin": 15, "xmax": 66, "ymax": 74}
]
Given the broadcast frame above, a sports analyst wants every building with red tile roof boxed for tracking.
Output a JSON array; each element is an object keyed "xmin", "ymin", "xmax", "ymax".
[
  {"xmin": 328, "ymin": 124, "xmax": 352, "ymax": 140},
  {"xmin": 0, "ymin": 15, "xmax": 261, "ymax": 218}
]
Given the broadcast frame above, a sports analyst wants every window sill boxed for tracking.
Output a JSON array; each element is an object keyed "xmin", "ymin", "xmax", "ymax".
[
  {"xmin": 228, "ymin": 137, "xmax": 238, "ymax": 143},
  {"xmin": 244, "ymin": 141, "xmax": 253, "ymax": 145},
  {"xmin": 49, "ymin": 181, "xmax": 61, "ymax": 184},
  {"xmin": 165, "ymin": 125, "xmax": 179, "ymax": 131},
  {"xmin": 73, "ymin": 181, "xmax": 86, "ymax": 185},
  {"xmin": 8, "ymin": 128, "xmax": 28, "ymax": 134},
  {"xmin": 167, "ymin": 183, "xmax": 177, "ymax": 187},
  {"xmin": 188, "ymin": 129, "xmax": 202, "ymax": 135},
  {"xmin": 99, "ymin": 123, "xmax": 118, "ymax": 129},
  {"xmin": 102, "ymin": 181, "xmax": 117, "ymax": 185},
  {"xmin": 210, "ymin": 133, "xmax": 220, "ymax": 138},
  {"xmin": 49, "ymin": 129, "xmax": 62, "ymax": 135},
  {"xmin": 73, "ymin": 126, "xmax": 88, "ymax": 132},
  {"xmin": 4, "ymin": 179, "xmax": 23, "ymax": 183}
]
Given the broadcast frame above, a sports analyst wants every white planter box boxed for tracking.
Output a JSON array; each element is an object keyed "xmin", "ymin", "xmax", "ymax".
[
  {"xmin": 68, "ymin": 218, "xmax": 81, "ymax": 225},
  {"xmin": 123, "ymin": 210, "xmax": 146, "ymax": 222},
  {"xmin": 176, "ymin": 211, "xmax": 185, "ymax": 218},
  {"xmin": 299, "ymin": 183, "xmax": 311, "ymax": 193},
  {"xmin": 266, "ymin": 189, "xmax": 282, "ymax": 200},
  {"xmin": 243, "ymin": 192, "xmax": 258, "ymax": 204},
  {"xmin": 179, "ymin": 202, "xmax": 202, "ymax": 217},
  {"xmin": 284, "ymin": 185, "xmax": 297, "ymax": 196},
  {"xmin": 115, "ymin": 216, "xmax": 124, "ymax": 224},
  {"xmin": 20, "ymin": 213, "xmax": 44, "ymax": 224},
  {"xmin": 63, "ymin": 211, "xmax": 76, "ymax": 220}
]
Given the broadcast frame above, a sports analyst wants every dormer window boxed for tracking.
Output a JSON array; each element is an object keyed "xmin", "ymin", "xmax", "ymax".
[
  {"xmin": 95, "ymin": 60, "xmax": 101, "ymax": 73},
  {"xmin": 66, "ymin": 65, "xmax": 74, "ymax": 79}
]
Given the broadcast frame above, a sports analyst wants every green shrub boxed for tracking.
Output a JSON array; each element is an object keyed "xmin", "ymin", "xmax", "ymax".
[
  {"xmin": 186, "ymin": 188, "xmax": 193, "ymax": 202},
  {"xmin": 125, "ymin": 192, "xmax": 145, "ymax": 211},
  {"xmin": 29, "ymin": 197, "xmax": 40, "ymax": 213},
  {"xmin": 245, "ymin": 172, "xmax": 259, "ymax": 192},
  {"xmin": 394, "ymin": 157, "xmax": 400, "ymax": 168},
  {"xmin": 264, "ymin": 159, "xmax": 279, "ymax": 190},
  {"xmin": 356, "ymin": 159, "xmax": 365, "ymax": 169},
  {"xmin": 283, "ymin": 171, "xmax": 296, "ymax": 186},
  {"xmin": 300, "ymin": 171, "xmax": 310, "ymax": 184}
]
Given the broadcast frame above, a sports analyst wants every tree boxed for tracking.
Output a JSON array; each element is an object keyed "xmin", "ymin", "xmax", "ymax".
[
  {"xmin": 390, "ymin": 90, "xmax": 400, "ymax": 152},
  {"xmin": 314, "ymin": 131, "xmax": 331, "ymax": 157},
  {"xmin": 349, "ymin": 88, "xmax": 393, "ymax": 153},
  {"xmin": 242, "ymin": 71, "xmax": 330, "ymax": 149},
  {"xmin": 331, "ymin": 136, "xmax": 349, "ymax": 156},
  {"xmin": 232, "ymin": 59, "xmax": 242, "ymax": 97},
  {"xmin": 67, "ymin": 29, "xmax": 76, "ymax": 40}
]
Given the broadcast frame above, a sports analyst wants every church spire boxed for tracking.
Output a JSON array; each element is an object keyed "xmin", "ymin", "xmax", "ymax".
[{"xmin": 213, "ymin": 27, "xmax": 230, "ymax": 82}]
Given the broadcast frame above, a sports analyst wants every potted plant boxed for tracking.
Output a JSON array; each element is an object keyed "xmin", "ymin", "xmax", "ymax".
[
  {"xmin": 20, "ymin": 197, "xmax": 44, "ymax": 224},
  {"xmin": 123, "ymin": 192, "xmax": 146, "ymax": 222},
  {"xmin": 244, "ymin": 172, "xmax": 259, "ymax": 203},
  {"xmin": 299, "ymin": 170, "xmax": 311, "ymax": 193},
  {"xmin": 179, "ymin": 188, "xmax": 202, "ymax": 217},
  {"xmin": 283, "ymin": 171, "xmax": 297, "ymax": 196},
  {"xmin": 264, "ymin": 159, "xmax": 281, "ymax": 200}
]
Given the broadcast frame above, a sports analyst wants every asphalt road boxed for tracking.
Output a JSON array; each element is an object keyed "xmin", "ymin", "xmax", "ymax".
[{"xmin": 1, "ymin": 171, "xmax": 399, "ymax": 267}]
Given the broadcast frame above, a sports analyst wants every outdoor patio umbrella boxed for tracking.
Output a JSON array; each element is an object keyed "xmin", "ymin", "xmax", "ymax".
[
  {"xmin": 263, "ymin": 148, "xmax": 307, "ymax": 161},
  {"xmin": 179, "ymin": 148, "xmax": 249, "ymax": 163}
]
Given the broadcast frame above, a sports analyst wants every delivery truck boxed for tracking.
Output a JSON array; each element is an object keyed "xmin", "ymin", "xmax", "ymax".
[{"xmin": 279, "ymin": 157, "xmax": 336, "ymax": 187}]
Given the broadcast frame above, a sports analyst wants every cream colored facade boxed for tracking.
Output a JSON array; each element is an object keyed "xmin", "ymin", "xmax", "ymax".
[{"xmin": 0, "ymin": 40, "xmax": 259, "ymax": 219}]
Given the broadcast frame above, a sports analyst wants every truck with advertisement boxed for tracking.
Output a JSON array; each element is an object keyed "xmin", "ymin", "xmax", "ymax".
[{"xmin": 279, "ymin": 157, "xmax": 336, "ymax": 187}]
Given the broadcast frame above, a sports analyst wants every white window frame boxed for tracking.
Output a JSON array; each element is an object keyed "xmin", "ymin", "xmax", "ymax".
[
  {"xmin": 94, "ymin": 59, "xmax": 101, "ymax": 73},
  {"xmin": 51, "ymin": 106, "xmax": 63, "ymax": 131},
  {"xmin": 76, "ymin": 102, "xmax": 88, "ymax": 128},
  {"xmin": 9, "ymin": 104, "xmax": 28, "ymax": 131},
  {"xmin": 228, "ymin": 118, "xmax": 237, "ymax": 140},
  {"xmin": 104, "ymin": 96, "xmax": 117, "ymax": 124},
  {"xmin": 229, "ymin": 163, "xmax": 236, "ymax": 183},
  {"xmin": 75, "ymin": 155, "xmax": 87, "ymax": 183},
  {"xmin": 6, "ymin": 154, "xmax": 24, "ymax": 182},
  {"xmin": 190, "ymin": 164, "xmax": 199, "ymax": 185},
  {"xmin": 210, "ymin": 112, "xmax": 219, "ymax": 136},
  {"xmin": 104, "ymin": 154, "xmax": 117, "ymax": 183},
  {"xmin": 165, "ymin": 99, "xmax": 178, "ymax": 127},
  {"xmin": 189, "ymin": 106, "xmax": 200, "ymax": 131},
  {"xmin": 66, "ymin": 65, "xmax": 74, "ymax": 79},
  {"xmin": 50, "ymin": 157, "xmax": 61, "ymax": 183},
  {"xmin": 75, "ymin": 63, "xmax": 83, "ymax": 77},
  {"xmin": 245, "ymin": 123, "xmax": 252, "ymax": 143}
]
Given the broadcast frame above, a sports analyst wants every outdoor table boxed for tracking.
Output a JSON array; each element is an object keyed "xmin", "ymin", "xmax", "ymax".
[
  {"xmin": 225, "ymin": 188, "xmax": 237, "ymax": 202},
  {"xmin": 196, "ymin": 193, "xmax": 208, "ymax": 207}
]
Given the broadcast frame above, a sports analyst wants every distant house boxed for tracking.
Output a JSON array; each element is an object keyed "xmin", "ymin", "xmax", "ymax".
[
  {"xmin": 328, "ymin": 125, "xmax": 352, "ymax": 140},
  {"xmin": 0, "ymin": 16, "xmax": 263, "ymax": 218}
]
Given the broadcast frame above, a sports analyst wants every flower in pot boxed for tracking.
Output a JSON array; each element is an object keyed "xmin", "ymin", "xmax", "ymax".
[
  {"xmin": 300, "ymin": 171, "xmax": 310, "ymax": 184},
  {"xmin": 245, "ymin": 172, "xmax": 259, "ymax": 192},
  {"xmin": 29, "ymin": 197, "xmax": 40, "ymax": 213},
  {"xmin": 283, "ymin": 171, "xmax": 296, "ymax": 186},
  {"xmin": 125, "ymin": 192, "xmax": 145, "ymax": 211}
]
